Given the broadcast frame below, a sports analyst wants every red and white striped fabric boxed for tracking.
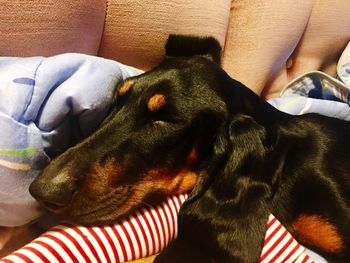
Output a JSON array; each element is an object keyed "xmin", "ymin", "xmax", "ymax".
[
  {"xmin": 1, "ymin": 194, "xmax": 313, "ymax": 263},
  {"xmin": 260, "ymin": 215, "xmax": 313, "ymax": 263}
]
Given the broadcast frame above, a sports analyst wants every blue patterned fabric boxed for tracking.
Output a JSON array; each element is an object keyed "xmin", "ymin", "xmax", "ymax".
[
  {"xmin": 269, "ymin": 42, "xmax": 350, "ymax": 118},
  {"xmin": 0, "ymin": 54, "xmax": 141, "ymax": 226}
]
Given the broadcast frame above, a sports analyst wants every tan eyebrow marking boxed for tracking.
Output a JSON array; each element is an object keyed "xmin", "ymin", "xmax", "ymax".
[
  {"xmin": 148, "ymin": 94, "xmax": 166, "ymax": 112},
  {"xmin": 118, "ymin": 80, "xmax": 134, "ymax": 96}
]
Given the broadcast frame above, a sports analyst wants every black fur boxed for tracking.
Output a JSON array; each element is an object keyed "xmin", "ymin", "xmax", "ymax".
[
  {"xmin": 30, "ymin": 35, "xmax": 350, "ymax": 262},
  {"xmin": 165, "ymin": 34, "xmax": 222, "ymax": 63}
]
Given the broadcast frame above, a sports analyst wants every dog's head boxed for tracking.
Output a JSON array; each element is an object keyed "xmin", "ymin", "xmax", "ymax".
[{"xmin": 29, "ymin": 35, "xmax": 275, "ymax": 227}]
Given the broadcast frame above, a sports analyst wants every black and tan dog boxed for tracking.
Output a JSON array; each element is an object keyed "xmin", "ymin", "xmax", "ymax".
[{"xmin": 30, "ymin": 35, "xmax": 350, "ymax": 262}]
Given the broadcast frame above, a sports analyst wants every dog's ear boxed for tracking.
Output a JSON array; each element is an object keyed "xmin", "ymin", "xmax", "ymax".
[
  {"xmin": 165, "ymin": 34, "xmax": 222, "ymax": 64},
  {"xmin": 159, "ymin": 114, "xmax": 272, "ymax": 262}
]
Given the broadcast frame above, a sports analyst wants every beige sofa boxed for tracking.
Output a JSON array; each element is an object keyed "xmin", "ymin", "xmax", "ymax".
[{"xmin": 1, "ymin": 0, "xmax": 349, "ymax": 99}]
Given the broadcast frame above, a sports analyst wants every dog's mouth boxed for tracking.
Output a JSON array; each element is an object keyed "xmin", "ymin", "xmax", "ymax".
[
  {"xmin": 31, "ymin": 148, "xmax": 199, "ymax": 225},
  {"xmin": 42, "ymin": 201, "xmax": 67, "ymax": 212},
  {"xmin": 39, "ymin": 189, "xmax": 80, "ymax": 214},
  {"xmin": 46, "ymin": 184, "xmax": 134, "ymax": 225},
  {"xmin": 67, "ymin": 204, "xmax": 128, "ymax": 226}
]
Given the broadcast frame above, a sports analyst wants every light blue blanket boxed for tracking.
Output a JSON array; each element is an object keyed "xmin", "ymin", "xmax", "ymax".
[{"xmin": 0, "ymin": 54, "xmax": 141, "ymax": 226}]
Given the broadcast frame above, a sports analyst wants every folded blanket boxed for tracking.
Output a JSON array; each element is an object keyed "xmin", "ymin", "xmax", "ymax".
[{"xmin": 0, "ymin": 54, "xmax": 141, "ymax": 226}]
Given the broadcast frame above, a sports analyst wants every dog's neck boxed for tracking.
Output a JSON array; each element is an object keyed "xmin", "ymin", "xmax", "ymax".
[{"xmin": 227, "ymin": 79, "xmax": 291, "ymax": 127}]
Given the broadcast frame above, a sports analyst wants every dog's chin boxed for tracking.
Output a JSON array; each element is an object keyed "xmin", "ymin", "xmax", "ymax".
[
  {"xmin": 51, "ymin": 189, "xmax": 170, "ymax": 226},
  {"xmin": 68, "ymin": 216, "xmax": 114, "ymax": 226},
  {"xmin": 64, "ymin": 202, "xmax": 138, "ymax": 226},
  {"xmin": 65, "ymin": 210, "xmax": 127, "ymax": 226},
  {"xmin": 66, "ymin": 196, "xmax": 168, "ymax": 226}
]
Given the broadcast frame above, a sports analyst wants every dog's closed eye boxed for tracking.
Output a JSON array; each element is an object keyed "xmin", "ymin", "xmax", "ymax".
[{"xmin": 153, "ymin": 120, "xmax": 168, "ymax": 128}]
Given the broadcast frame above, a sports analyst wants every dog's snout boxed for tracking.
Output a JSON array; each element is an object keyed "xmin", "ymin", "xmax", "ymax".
[{"xmin": 29, "ymin": 170, "xmax": 77, "ymax": 212}]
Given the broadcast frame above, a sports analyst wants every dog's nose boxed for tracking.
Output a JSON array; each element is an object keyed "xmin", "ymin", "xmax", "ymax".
[{"xmin": 29, "ymin": 171, "xmax": 77, "ymax": 212}]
